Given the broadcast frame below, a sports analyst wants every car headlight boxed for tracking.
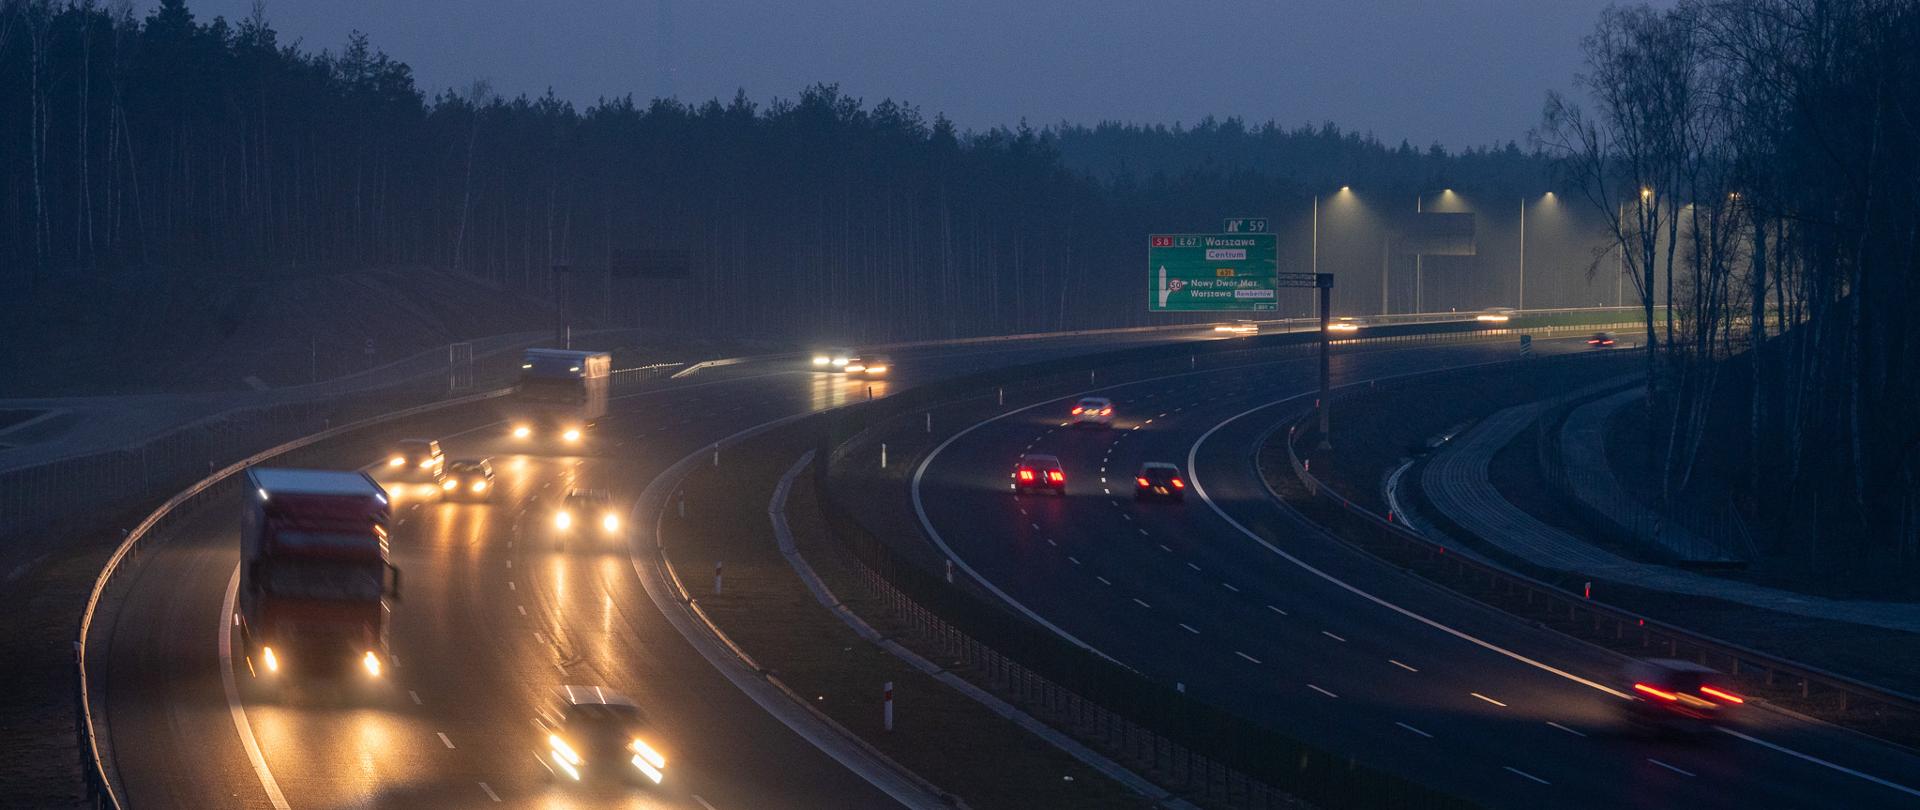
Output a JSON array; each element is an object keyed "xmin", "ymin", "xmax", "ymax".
[
  {"xmin": 363, "ymin": 651, "xmax": 382, "ymax": 677},
  {"xmin": 549, "ymin": 735, "xmax": 584, "ymax": 780},
  {"xmin": 388, "ymin": 456, "xmax": 406, "ymax": 467},
  {"xmin": 631, "ymin": 738, "xmax": 666, "ymax": 783},
  {"xmin": 555, "ymin": 511, "xmax": 572, "ymax": 530},
  {"xmin": 419, "ymin": 458, "xmax": 435, "ymax": 469},
  {"xmin": 442, "ymin": 479, "xmax": 458, "ymax": 490},
  {"xmin": 603, "ymin": 513, "xmax": 620, "ymax": 532},
  {"xmin": 812, "ymin": 355, "xmax": 830, "ymax": 365},
  {"xmin": 512, "ymin": 425, "xmax": 531, "ymax": 439},
  {"xmin": 865, "ymin": 365, "xmax": 887, "ymax": 374},
  {"xmin": 562, "ymin": 428, "xmax": 582, "ymax": 442},
  {"xmin": 472, "ymin": 480, "xmax": 487, "ymax": 492}
]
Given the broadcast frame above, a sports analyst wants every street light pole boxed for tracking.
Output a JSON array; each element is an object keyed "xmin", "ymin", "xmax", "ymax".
[
  {"xmin": 1414, "ymin": 194, "xmax": 1423, "ymax": 313},
  {"xmin": 1518, "ymin": 197, "xmax": 1526, "ymax": 311}
]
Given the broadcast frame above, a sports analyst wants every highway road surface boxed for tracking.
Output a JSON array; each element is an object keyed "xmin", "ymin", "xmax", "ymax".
[
  {"xmin": 914, "ymin": 336, "xmax": 1920, "ymax": 809},
  {"xmin": 88, "ymin": 326, "xmax": 1241, "ymax": 810}
]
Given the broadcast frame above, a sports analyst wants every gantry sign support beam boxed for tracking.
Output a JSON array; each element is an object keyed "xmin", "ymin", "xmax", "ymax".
[{"xmin": 1274, "ymin": 273, "xmax": 1337, "ymax": 447}]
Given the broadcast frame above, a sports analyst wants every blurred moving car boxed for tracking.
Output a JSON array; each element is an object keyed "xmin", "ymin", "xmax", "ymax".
[
  {"xmin": 1587, "ymin": 331, "xmax": 1617, "ymax": 348},
  {"xmin": 438, "ymin": 459, "xmax": 494, "ymax": 501},
  {"xmin": 1134, "ymin": 462, "xmax": 1187, "ymax": 501},
  {"xmin": 541, "ymin": 685, "xmax": 667, "ymax": 785},
  {"xmin": 1013, "ymin": 454, "xmax": 1067, "ymax": 495},
  {"xmin": 1327, "ymin": 316, "xmax": 1362, "ymax": 333},
  {"xmin": 1621, "ymin": 658, "xmax": 1744, "ymax": 737},
  {"xmin": 1476, "ymin": 307, "xmax": 1518, "ymax": 322},
  {"xmin": 1214, "ymin": 320, "xmax": 1260, "ymax": 336},
  {"xmin": 1070, "ymin": 397, "xmax": 1114, "ymax": 427},
  {"xmin": 387, "ymin": 438, "xmax": 444, "ymax": 481},
  {"xmin": 845, "ymin": 354, "xmax": 891, "ymax": 377},
  {"xmin": 555, "ymin": 488, "xmax": 621, "ymax": 538},
  {"xmin": 813, "ymin": 347, "xmax": 856, "ymax": 368}
]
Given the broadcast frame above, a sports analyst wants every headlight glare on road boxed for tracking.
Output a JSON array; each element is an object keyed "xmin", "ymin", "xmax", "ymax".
[{"xmin": 362, "ymin": 651, "xmax": 381, "ymax": 677}]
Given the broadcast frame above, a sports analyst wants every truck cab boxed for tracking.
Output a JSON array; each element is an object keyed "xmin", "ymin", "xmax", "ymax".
[
  {"xmin": 239, "ymin": 467, "xmax": 401, "ymax": 683},
  {"xmin": 509, "ymin": 349, "xmax": 612, "ymax": 448}
]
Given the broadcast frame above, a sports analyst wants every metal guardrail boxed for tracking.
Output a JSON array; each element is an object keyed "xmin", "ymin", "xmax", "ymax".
[{"xmin": 1279, "ymin": 369, "xmax": 1920, "ymax": 744}]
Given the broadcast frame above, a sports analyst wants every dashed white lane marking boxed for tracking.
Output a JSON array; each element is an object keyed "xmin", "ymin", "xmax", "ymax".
[
  {"xmin": 1390, "ymin": 659, "xmax": 1419, "ymax": 673},
  {"xmin": 505, "ymin": 560, "xmax": 513, "ymax": 569},
  {"xmin": 1131, "ymin": 598, "xmax": 1152, "ymax": 608},
  {"xmin": 1158, "ymin": 544, "xmax": 1173, "ymax": 552},
  {"xmin": 1234, "ymin": 651, "xmax": 1262, "ymax": 664},
  {"xmin": 1221, "ymin": 582, "xmax": 1240, "ymax": 592},
  {"xmin": 1019, "ymin": 508, "xmax": 1028, "ymax": 515},
  {"xmin": 518, "ymin": 605, "xmax": 528, "ymax": 616},
  {"xmin": 507, "ymin": 581, "xmax": 516, "ymax": 591},
  {"xmin": 1321, "ymin": 631, "xmax": 1347, "ymax": 642},
  {"xmin": 1179, "ymin": 623, "xmax": 1200, "ymax": 635},
  {"xmin": 1395, "ymin": 722, "xmax": 1433, "ymax": 738},
  {"xmin": 1138, "ymin": 529, "xmax": 1150, "ymax": 537},
  {"xmin": 1096, "ymin": 576, "xmax": 1113, "ymax": 586},
  {"xmin": 409, "ymin": 690, "xmax": 422, "ymax": 705},
  {"xmin": 437, "ymin": 732, "xmax": 456, "ymax": 749},
  {"xmin": 1068, "ymin": 556, "xmax": 1082, "ymax": 565},
  {"xmin": 1030, "ymin": 523, "xmax": 1040, "ymax": 530},
  {"xmin": 1471, "ymin": 692, "xmax": 1508, "ymax": 707},
  {"xmin": 1547, "ymin": 721, "xmax": 1586, "ymax": 737},
  {"xmin": 478, "ymin": 782, "xmax": 501, "ymax": 802},
  {"xmin": 1504, "ymin": 766, "xmax": 1550, "ymax": 785},
  {"xmin": 1307, "ymin": 684, "xmax": 1339, "ymax": 699},
  {"xmin": 693, "ymin": 796, "xmax": 719, "ymax": 810},
  {"xmin": 534, "ymin": 631, "xmax": 545, "ymax": 643},
  {"xmin": 1647, "ymin": 758, "xmax": 1696, "ymax": 777},
  {"xmin": 1186, "ymin": 563, "xmax": 1202, "ymax": 572},
  {"xmin": 1120, "ymin": 513, "xmax": 1132, "ymax": 521},
  {"xmin": 1267, "ymin": 605, "xmax": 1288, "ymax": 616}
]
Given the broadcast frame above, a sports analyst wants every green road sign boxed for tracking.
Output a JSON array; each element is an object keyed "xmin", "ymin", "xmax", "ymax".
[
  {"xmin": 1222, "ymin": 218, "xmax": 1269, "ymax": 233},
  {"xmin": 1148, "ymin": 233, "xmax": 1278, "ymax": 311}
]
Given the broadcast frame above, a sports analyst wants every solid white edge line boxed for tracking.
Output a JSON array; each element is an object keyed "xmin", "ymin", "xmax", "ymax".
[
  {"xmin": 1503, "ymin": 765, "xmax": 1551, "ymax": 785},
  {"xmin": 1717, "ymin": 728, "xmax": 1920, "ymax": 799},
  {"xmin": 1646, "ymin": 758, "xmax": 1695, "ymax": 777},
  {"xmin": 1395, "ymin": 721, "xmax": 1434, "ymax": 738},
  {"xmin": 219, "ymin": 566, "xmax": 293, "ymax": 810},
  {"xmin": 1185, "ymin": 394, "xmax": 1633, "ymax": 701},
  {"xmin": 1307, "ymin": 684, "xmax": 1339, "ymax": 699},
  {"xmin": 478, "ymin": 781, "xmax": 501, "ymax": 802},
  {"xmin": 1545, "ymin": 721, "xmax": 1586, "ymax": 737},
  {"xmin": 1471, "ymin": 692, "xmax": 1508, "ymax": 707}
]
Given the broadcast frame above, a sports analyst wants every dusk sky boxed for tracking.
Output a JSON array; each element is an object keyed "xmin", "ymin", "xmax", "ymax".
[{"xmin": 150, "ymin": 1, "xmax": 1643, "ymax": 149}]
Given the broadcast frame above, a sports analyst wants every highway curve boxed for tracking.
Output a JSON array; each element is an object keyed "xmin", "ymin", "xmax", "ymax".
[
  {"xmin": 913, "ymin": 336, "xmax": 1920, "ymax": 809},
  {"xmin": 86, "ymin": 327, "xmax": 1240, "ymax": 810}
]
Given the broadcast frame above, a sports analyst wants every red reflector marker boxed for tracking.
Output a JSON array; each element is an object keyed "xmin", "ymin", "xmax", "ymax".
[
  {"xmin": 1633, "ymin": 683, "xmax": 1680, "ymax": 701},
  {"xmin": 1699, "ymin": 685, "xmax": 1745, "ymax": 704}
]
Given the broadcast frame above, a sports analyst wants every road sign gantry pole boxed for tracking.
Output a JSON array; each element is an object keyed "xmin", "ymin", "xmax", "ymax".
[{"xmin": 1275, "ymin": 272, "xmax": 1336, "ymax": 446}]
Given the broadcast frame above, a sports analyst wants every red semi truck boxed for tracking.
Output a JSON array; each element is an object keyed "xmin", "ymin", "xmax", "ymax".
[{"xmin": 238, "ymin": 467, "xmax": 401, "ymax": 681}]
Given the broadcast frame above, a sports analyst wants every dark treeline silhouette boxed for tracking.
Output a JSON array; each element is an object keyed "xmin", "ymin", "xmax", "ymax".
[
  {"xmin": 1, "ymin": 0, "xmax": 1569, "ymax": 343},
  {"xmin": 1542, "ymin": 0, "xmax": 1920, "ymax": 575}
]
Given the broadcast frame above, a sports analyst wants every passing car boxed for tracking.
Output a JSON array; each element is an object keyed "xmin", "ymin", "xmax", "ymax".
[
  {"xmin": 1587, "ymin": 331, "xmax": 1617, "ymax": 348},
  {"xmin": 1012, "ymin": 454, "xmax": 1067, "ymax": 495},
  {"xmin": 845, "ymin": 354, "xmax": 891, "ymax": 377},
  {"xmin": 1621, "ymin": 658, "xmax": 1744, "ymax": 737},
  {"xmin": 1214, "ymin": 320, "xmax": 1260, "ymax": 336},
  {"xmin": 1475, "ymin": 307, "xmax": 1517, "ymax": 323},
  {"xmin": 1134, "ymin": 462, "xmax": 1187, "ymax": 501},
  {"xmin": 386, "ymin": 438, "xmax": 444, "ymax": 481},
  {"xmin": 541, "ymin": 685, "xmax": 667, "ymax": 785},
  {"xmin": 1328, "ymin": 316, "xmax": 1362, "ymax": 333},
  {"xmin": 812, "ymin": 347, "xmax": 856, "ymax": 368},
  {"xmin": 555, "ymin": 488, "xmax": 621, "ymax": 537},
  {"xmin": 1070, "ymin": 397, "xmax": 1114, "ymax": 427},
  {"xmin": 438, "ymin": 459, "xmax": 494, "ymax": 501}
]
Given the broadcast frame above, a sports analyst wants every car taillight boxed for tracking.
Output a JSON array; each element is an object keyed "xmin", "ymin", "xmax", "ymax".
[
  {"xmin": 1071, "ymin": 407, "xmax": 1083, "ymax": 414},
  {"xmin": 1046, "ymin": 470, "xmax": 1065, "ymax": 483},
  {"xmin": 1017, "ymin": 469, "xmax": 1035, "ymax": 482},
  {"xmin": 1633, "ymin": 683, "xmax": 1680, "ymax": 701},
  {"xmin": 1171, "ymin": 478, "xmax": 1185, "ymax": 489},
  {"xmin": 1100, "ymin": 408, "xmax": 1112, "ymax": 415},
  {"xmin": 1136, "ymin": 477, "xmax": 1151, "ymax": 488},
  {"xmin": 1699, "ymin": 685, "xmax": 1744, "ymax": 704}
]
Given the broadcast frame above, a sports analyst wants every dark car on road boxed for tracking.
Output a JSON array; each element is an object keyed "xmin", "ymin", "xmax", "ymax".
[
  {"xmin": 1621, "ymin": 658, "xmax": 1744, "ymax": 737},
  {"xmin": 541, "ymin": 685, "xmax": 667, "ymax": 785},
  {"xmin": 438, "ymin": 458, "xmax": 494, "ymax": 501},
  {"xmin": 387, "ymin": 438, "xmax": 444, "ymax": 481},
  {"xmin": 1588, "ymin": 331, "xmax": 1617, "ymax": 348},
  {"xmin": 1013, "ymin": 454, "xmax": 1067, "ymax": 495},
  {"xmin": 1135, "ymin": 462, "xmax": 1187, "ymax": 501}
]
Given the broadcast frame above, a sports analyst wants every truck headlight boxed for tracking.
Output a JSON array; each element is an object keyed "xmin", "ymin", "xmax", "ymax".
[
  {"xmin": 362, "ymin": 651, "xmax": 382, "ymax": 677},
  {"xmin": 562, "ymin": 428, "xmax": 582, "ymax": 442},
  {"xmin": 602, "ymin": 514, "xmax": 620, "ymax": 532},
  {"xmin": 812, "ymin": 355, "xmax": 831, "ymax": 366},
  {"xmin": 388, "ymin": 456, "xmax": 406, "ymax": 467},
  {"xmin": 555, "ymin": 511, "xmax": 572, "ymax": 530}
]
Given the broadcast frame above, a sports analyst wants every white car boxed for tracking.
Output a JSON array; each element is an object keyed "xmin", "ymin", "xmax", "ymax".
[
  {"xmin": 1070, "ymin": 397, "xmax": 1113, "ymax": 427},
  {"xmin": 812, "ymin": 347, "xmax": 856, "ymax": 369}
]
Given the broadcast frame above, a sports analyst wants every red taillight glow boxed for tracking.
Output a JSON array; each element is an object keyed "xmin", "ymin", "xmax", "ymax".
[
  {"xmin": 1633, "ymin": 683, "xmax": 1680, "ymax": 701},
  {"xmin": 1017, "ymin": 469, "xmax": 1035, "ymax": 482},
  {"xmin": 1171, "ymin": 478, "xmax": 1185, "ymax": 489},
  {"xmin": 1136, "ymin": 477, "xmax": 1151, "ymax": 488},
  {"xmin": 1046, "ymin": 470, "xmax": 1065, "ymax": 483},
  {"xmin": 1100, "ymin": 408, "xmax": 1112, "ymax": 415},
  {"xmin": 1071, "ymin": 407, "xmax": 1084, "ymax": 414},
  {"xmin": 1699, "ymin": 685, "xmax": 1744, "ymax": 704}
]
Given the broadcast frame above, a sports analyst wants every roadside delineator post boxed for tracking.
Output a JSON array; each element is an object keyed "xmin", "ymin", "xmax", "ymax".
[
  {"xmin": 998, "ymin": 386, "xmax": 1004, "ymax": 406},
  {"xmin": 711, "ymin": 446, "xmax": 719, "ymax": 467},
  {"xmin": 883, "ymin": 681, "xmax": 894, "ymax": 731},
  {"xmin": 925, "ymin": 413, "xmax": 932, "ymax": 433},
  {"xmin": 714, "ymin": 562, "xmax": 723, "ymax": 595},
  {"xmin": 880, "ymin": 443, "xmax": 888, "ymax": 469},
  {"xmin": 945, "ymin": 559, "xmax": 954, "ymax": 584}
]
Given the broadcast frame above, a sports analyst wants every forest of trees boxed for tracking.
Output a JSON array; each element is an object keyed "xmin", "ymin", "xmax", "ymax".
[
  {"xmin": 1, "ymin": 0, "xmax": 1602, "ymax": 343},
  {"xmin": 1542, "ymin": 0, "xmax": 1920, "ymax": 574}
]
